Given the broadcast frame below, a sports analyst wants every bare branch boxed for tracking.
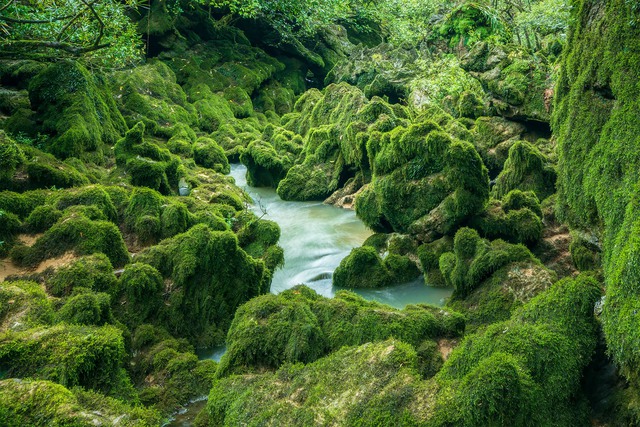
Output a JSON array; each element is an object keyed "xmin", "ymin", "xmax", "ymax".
[
  {"xmin": 3, "ymin": 39, "xmax": 111, "ymax": 55},
  {"xmin": 0, "ymin": 0, "xmax": 14, "ymax": 13}
]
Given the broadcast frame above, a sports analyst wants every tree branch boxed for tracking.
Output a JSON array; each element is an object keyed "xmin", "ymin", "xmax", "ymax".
[
  {"xmin": 80, "ymin": 0, "xmax": 104, "ymax": 48},
  {"xmin": 3, "ymin": 39, "xmax": 111, "ymax": 55},
  {"xmin": 0, "ymin": 0, "xmax": 14, "ymax": 13},
  {"xmin": 0, "ymin": 14, "xmax": 75, "ymax": 24}
]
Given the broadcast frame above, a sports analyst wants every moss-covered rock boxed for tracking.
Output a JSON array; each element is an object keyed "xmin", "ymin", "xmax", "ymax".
[
  {"xmin": 0, "ymin": 323, "xmax": 126, "ymax": 392},
  {"xmin": 134, "ymin": 224, "xmax": 269, "ymax": 346},
  {"xmin": 492, "ymin": 140, "xmax": 556, "ymax": 201},
  {"xmin": 114, "ymin": 263, "xmax": 164, "ymax": 328},
  {"xmin": 462, "ymin": 41, "xmax": 552, "ymax": 122},
  {"xmin": 110, "ymin": 60, "xmax": 196, "ymax": 136},
  {"xmin": 358, "ymin": 126, "xmax": 489, "ymax": 239},
  {"xmin": 471, "ymin": 193, "xmax": 544, "ymax": 246},
  {"xmin": 209, "ymin": 340, "xmax": 422, "ymax": 426},
  {"xmin": 11, "ymin": 211, "xmax": 130, "ymax": 268},
  {"xmin": 218, "ymin": 285, "xmax": 464, "ymax": 376},
  {"xmin": 0, "ymin": 378, "xmax": 162, "ymax": 426},
  {"xmin": 0, "ymin": 132, "xmax": 89, "ymax": 192},
  {"xmin": 0, "ymin": 280, "xmax": 54, "ymax": 331},
  {"xmin": 434, "ymin": 274, "xmax": 601, "ymax": 425},
  {"xmin": 28, "ymin": 60, "xmax": 126, "ymax": 159},
  {"xmin": 193, "ymin": 137, "xmax": 230, "ymax": 173},
  {"xmin": 333, "ymin": 246, "xmax": 420, "ymax": 289},
  {"xmin": 47, "ymin": 254, "xmax": 117, "ymax": 297},
  {"xmin": 552, "ymin": 4, "xmax": 640, "ymax": 407},
  {"xmin": 132, "ymin": 335, "xmax": 217, "ymax": 414},
  {"xmin": 114, "ymin": 122, "xmax": 181, "ymax": 194}
]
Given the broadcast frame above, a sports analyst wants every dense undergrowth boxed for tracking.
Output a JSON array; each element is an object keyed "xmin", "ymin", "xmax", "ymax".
[{"xmin": 0, "ymin": 0, "xmax": 633, "ymax": 425}]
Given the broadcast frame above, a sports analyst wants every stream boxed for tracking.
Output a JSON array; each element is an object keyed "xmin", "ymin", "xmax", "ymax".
[{"xmin": 167, "ymin": 164, "xmax": 453, "ymax": 426}]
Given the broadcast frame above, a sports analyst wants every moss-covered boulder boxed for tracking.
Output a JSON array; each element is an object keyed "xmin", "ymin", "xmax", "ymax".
[
  {"xmin": 462, "ymin": 41, "xmax": 552, "ymax": 122},
  {"xmin": 492, "ymin": 140, "xmax": 556, "ymax": 201},
  {"xmin": 134, "ymin": 224, "xmax": 270, "ymax": 346},
  {"xmin": 0, "ymin": 281, "xmax": 54, "ymax": 331},
  {"xmin": 217, "ymin": 286, "xmax": 464, "ymax": 376},
  {"xmin": 10, "ymin": 211, "xmax": 130, "ymax": 268},
  {"xmin": 110, "ymin": 60, "xmax": 196, "ymax": 136},
  {"xmin": 28, "ymin": 60, "xmax": 126, "ymax": 159},
  {"xmin": 0, "ymin": 379, "xmax": 162, "ymax": 426},
  {"xmin": 129, "ymin": 328, "xmax": 217, "ymax": 413},
  {"xmin": 193, "ymin": 137, "xmax": 230, "ymax": 173},
  {"xmin": 333, "ymin": 246, "xmax": 420, "ymax": 288},
  {"xmin": 0, "ymin": 323, "xmax": 127, "ymax": 392},
  {"xmin": 434, "ymin": 274, "xmax": 601, "ymax": 425},
  {"xmin": 0, "ymin": 132, "xmax": 89, "ymax": 192},
  {"xmin": 471, "ymin": 191, "xmax": 544, "ymax": 246},
  {"xmin": 357, "ymin": 126, "xmax": 489, "ymax": 239},
  {"xmin": 208, "ymin": 340, "xmax": 423, "ymax": 426},
  {"xmin": 114, "ymin": 122, "xmax": 182, "ymax": 194}
]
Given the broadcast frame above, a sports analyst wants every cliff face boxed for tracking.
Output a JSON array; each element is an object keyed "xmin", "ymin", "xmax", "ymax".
[{"xmin": 554, "ymin": 0, "xmax": 640, "ymax": 405}]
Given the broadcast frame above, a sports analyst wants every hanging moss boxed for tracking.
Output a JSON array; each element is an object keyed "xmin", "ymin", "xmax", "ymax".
[
  {"xmin": 552, "ymin": 3, "xmax": 640, "ymax": 405},
  {"xmin": 28, "ymin": 60, "xmax": 126, "ymax": 159}
]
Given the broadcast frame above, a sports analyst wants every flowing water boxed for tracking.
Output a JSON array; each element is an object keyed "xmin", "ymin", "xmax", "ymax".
[
  {"xmin": 229, "ymin": 163, "xmax": 452, "ymax": 307},
  {"xmin": 166, "ymin": 164, "xmax": 453, "ymax": 426}
]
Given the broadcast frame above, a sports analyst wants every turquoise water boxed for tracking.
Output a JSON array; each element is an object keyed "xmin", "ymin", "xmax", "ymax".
[{"xmin": 230, "ymin": 163, "xmax": 453, "ymax": 309}]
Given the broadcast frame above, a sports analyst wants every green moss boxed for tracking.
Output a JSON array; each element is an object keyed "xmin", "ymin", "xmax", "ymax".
[
  {"xmin": 0, "ymin": 378, "xmax": 162, "ymax": 426},
  {"xmin": 110, "ymin": 61, "xmax": 196, "ymax": 135},
  {"xmin": 23, "ymin": 204, "xmax": 62, "ymax": 233},
  {"xmin": 27, "ymin": 61, "xmax": 126, "ymax": 159},
  {"xmin": 418, "ymin": 237, "xmax": 454, "ymax": 286},
  {"xmin": 492, "ymin": 140, "xmax": 556, "ymax": 201},
  {"xmin": 56, "ymin": 186, "xmax": 118, "ymax": 223},
  {"xmin": 0, "ymin": 132, "xmax": 25, "ymax": 185},
  {"xmin": 435, "ymin": 274, "xmax": 600, "ymax": 425},
  {"xmin": 471, "ymin": 198, "xmax": 544, "ymax": 246},
  {"xmin": 441, "ymin": 227, "xmax": 539, "ymax": 299},
  {"xmin": 224, "ymin": 86, "xmax": 253, "ymax": 119},
  {"xmin": 134, "ymin": 224, "xmax": 268, "ymax": 346},
  {"xmin": 58, "ymin": 292, "xmax": 113, "ymax": 326},
  {"xmin": 0, "ymin": 190, "xmax": 49, "ymax": 219},
  {"xmin": 115, "ymin": 263, "xmax": 163, "ymax": 328},
  {"xmin": 47, "ymin": 254, "xmax": 117, "ymax": 297},
  {"xmin": 11, "ymin": 212, "xmax": 130, "ymax": 268},
  {"xmin": 551, "ymin": 4, "xmax": 640, "ymax": 397},
  {"xmin": 0, "ymin": 280, "xmax": 54, "ymax": 330},
  {"xmin": 193, "ymin": 137, "xmax": 230, "ymax": 173},
  {"xmin": 134, "ymin": 335, "xmax": 217, "ymax": 413},
  {"xmin": 0, "ymin": 323, "xmax": 126, "ymax": 392},
  {"xmin": 569, "ymin": 236, "xmax": 599, "ymax": 275},
  {"xmin": 218, "ymin": 286, "xmax": 464, "ymax": 376},
  {"xmin": 333, "ymin": 246, "xmax": 392, "ymax": 288}
]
